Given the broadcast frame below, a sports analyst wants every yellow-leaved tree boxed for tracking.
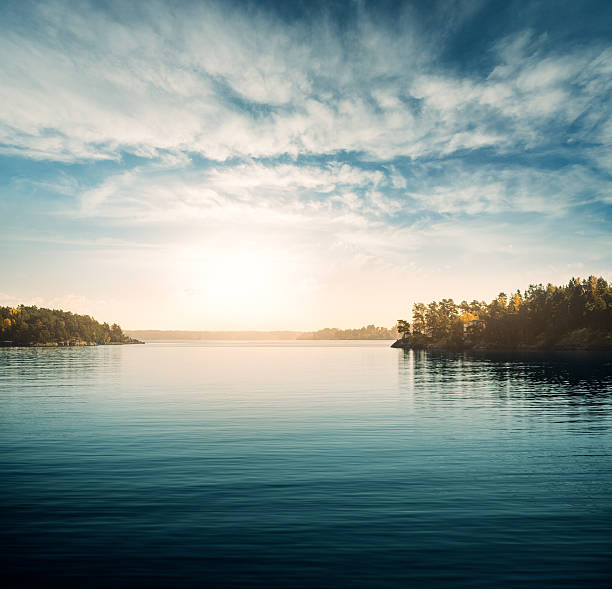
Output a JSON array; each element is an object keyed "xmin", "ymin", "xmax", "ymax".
[{"xmin": 460, "ymin": 312, "xmax": 478, "ymax": 324}]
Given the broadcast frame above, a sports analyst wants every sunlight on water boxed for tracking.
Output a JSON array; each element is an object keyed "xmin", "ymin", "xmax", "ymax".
[{"xmin": 1, "ymin": 342, "xmax": 611, "ymax": 587}]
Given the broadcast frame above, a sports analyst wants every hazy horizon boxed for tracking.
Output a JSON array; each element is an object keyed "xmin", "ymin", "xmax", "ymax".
[{"xmin": 1, "ymin": 0, "xmax": 611, "ymax": 330}]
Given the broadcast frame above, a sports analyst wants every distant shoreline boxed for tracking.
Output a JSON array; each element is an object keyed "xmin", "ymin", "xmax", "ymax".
[
  {"xmin": 125, "ymin": 327, "xmax": 398, "ymax": 341},
  {"xmin": 125, "ymin": 330, "xmax": 303, "ymax": 341}
]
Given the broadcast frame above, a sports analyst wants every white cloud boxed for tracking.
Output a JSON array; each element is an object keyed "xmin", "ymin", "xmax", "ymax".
[
  {"xmin": 1, "ymin": 2, "xmax": 609, "ymax": 165},
  {"xmin": 405, "ymin": 162, "xmax": 606, "ymax": 216},
  {"xmin": 68, "ymin": 149, "xmax": 609, "ymax": 241},
  {"xmin": 76, "ymin": 161, "xmax": 391, "ymax": 222}
]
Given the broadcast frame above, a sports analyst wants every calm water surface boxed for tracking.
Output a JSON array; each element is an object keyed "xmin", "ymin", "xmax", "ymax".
[{"xmin": 1, "ymin": 341, "xmax": 611, "ymax": 587}]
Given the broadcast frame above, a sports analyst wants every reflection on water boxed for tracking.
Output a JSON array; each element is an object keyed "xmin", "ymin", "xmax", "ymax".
[
  {"xmin": 400, "ymin": 348, "xmax": 612, "ymax": 394},
  {"xmin": 1, "ymin": 342, "xmax": 611, "ymax": 587}
]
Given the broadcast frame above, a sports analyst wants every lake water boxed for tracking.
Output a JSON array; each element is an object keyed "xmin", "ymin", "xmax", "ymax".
[{"xmin": 1, "ymin": 341, "xmax": 611, "ymax": 587}]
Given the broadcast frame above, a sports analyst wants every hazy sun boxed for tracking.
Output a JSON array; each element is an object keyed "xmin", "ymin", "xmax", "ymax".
[{"xmin": 191, "ymin": 248, "xmax": 296, "ymax": 317}]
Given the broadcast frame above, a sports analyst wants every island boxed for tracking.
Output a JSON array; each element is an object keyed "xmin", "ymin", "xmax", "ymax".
[
  {"xmin": 0, "ymin": 305, "xmax": 143, "ymax": 346},
  {"xmin": 298, "ymin": 325, "xmax": 398, "ymax": 340},
  {"xmin": 392, "ymin": 276, "xmax": 612, "ymax": 351}
]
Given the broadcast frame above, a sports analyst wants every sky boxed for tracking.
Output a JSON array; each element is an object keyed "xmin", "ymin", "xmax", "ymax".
[{"xmin": 1, "ymin": 0, "xmax": 611, "ymax": 330}]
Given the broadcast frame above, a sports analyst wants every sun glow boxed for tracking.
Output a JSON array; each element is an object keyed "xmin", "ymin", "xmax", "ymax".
[
  {"xmin": 179, "ymin": 247, "xmax": 312, "ymax": 327},
  {"xmin": 203, "ymin": 250, "xmax": 287, "ymax": 301}
]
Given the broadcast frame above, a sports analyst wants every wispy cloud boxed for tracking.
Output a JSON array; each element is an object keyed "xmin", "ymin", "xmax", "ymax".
[
  {"xmin": 1, "ymin": 2, "xmax": 610, "ymax": 164},
  {"xmin": 73, "ymin": 155, "xmax": 608, "ymax": 229}
]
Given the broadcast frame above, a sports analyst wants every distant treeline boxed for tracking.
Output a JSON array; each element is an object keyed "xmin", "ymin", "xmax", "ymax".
[
  {"xmin": 0, "ymin": 305, "xmax": 141, "ymax": 346},
  {"xmin": 394, "ymin": 276, "xmax": 612, "ymax": 350},
  {"xmin": 299, "ymin": 325, "xmax": 399, "ymax": 340},
  {"xmin": 126, "ymin": 330, "xmax": 303, "ymax": 341},
  {"xmin": 128, "ymin": 327, "xmax": 398, "ymax": 341}
]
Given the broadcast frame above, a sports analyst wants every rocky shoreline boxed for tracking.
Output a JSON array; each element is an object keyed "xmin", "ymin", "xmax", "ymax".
[
  {"xmin": 0, "ymin": 340, "xmax": 144, "ymax": 347},
  {"xmin": 391, "ymin": 339, "xmax": 612, "ymax": 353}
]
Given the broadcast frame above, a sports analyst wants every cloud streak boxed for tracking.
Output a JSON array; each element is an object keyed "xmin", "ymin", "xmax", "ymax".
[{"xmin": 1, "ymin": 1, "xmax": 610, "ymax": 165}]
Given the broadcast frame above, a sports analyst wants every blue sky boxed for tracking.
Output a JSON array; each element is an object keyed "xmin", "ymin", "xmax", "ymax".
[{"xmin": 1, "ymin": 0, "xmax": 611, "ymax": 329}]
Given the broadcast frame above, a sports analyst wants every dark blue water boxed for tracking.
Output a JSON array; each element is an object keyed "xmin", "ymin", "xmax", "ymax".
[{"xmin": 1, "ymin": 341, "xmax": 611, "ymax": 587}]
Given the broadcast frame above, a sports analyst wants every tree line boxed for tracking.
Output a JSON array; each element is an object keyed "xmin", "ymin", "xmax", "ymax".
[
  {"xmin": 395, "ymin": 276, "xmax": 612, "ymax": 349},
  {"xmin": 0, "ymin": 305, "xmax": 140, "ymax": 346},
  {"xmin": 299, "ymin": 324, "xmax": 399, "ymax": 340}
]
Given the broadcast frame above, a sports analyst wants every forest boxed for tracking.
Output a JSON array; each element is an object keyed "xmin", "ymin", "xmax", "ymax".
[
  {"xmin": 393, "ymin": 276, "xmax": 612, "ymax": 350},
  {"xmin": 0, "ymin": 305, "xmax": 142, "ymax": 346}
]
